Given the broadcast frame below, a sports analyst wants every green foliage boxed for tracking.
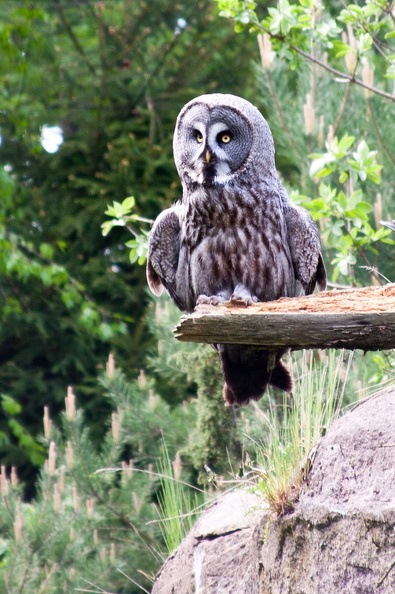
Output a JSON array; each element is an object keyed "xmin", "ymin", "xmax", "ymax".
[
  {"xmin": 290, "ymin": 133, "xmax": 393, "ymax": 282},
  {"xmin": 216, "ymin": 0, "xmax": 258, "ymax": 32},
  {"xmin": 184, "ymin": 347, "xmax": 242, "ymax": 483},
  {"xmin": 144, "ymin": 296, "xmax": 242, "ymax": 479},
  {"xmin": 0, "ymin": 0, "xmax": 257, "ymax": 489},
  {"xmin": 101, "ymin": 196, "xmax": 139, "ymax": 236},
  {"xmin": 0, "ymin": 363, "xmax": 209, "ymax": 593},
  {"xmin": 102, "ymin": 195, "xmax": 151, "ymax": 265},
  {"xmin": 144, "ymin": 296, "xmax": 198, "ymax": 405},
  {"xmin": 0, "ymin": 393, "xmax": 46, "ymax": 472},
  {"xmin": 217, "ymin": 0, "xmax": 395, "ymax": 88},
  {"xmin": 367, "ymin": 351, "xmax": 395, "ymax": 385}
]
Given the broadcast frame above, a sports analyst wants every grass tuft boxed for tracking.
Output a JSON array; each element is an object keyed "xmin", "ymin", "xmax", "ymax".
[
  {"xmin": 250, "ymin": 350, "xmax": 354, "ymax": 516},
  {"xmin": 156, "ymin": 442, "xmax": 208, "ymax": 554}
]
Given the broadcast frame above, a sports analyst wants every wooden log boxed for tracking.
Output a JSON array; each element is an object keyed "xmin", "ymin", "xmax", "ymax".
[{"xmin": 174, "ymin": 285, "xmax": 395, "ymax": 351}]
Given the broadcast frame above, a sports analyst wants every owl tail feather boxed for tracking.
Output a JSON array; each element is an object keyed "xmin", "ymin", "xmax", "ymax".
[
  {"xmin": 269, "ymin": 360, "xmax": 293, "ymax": 392},
  {"xmin": 219, "ymin": 345, "xmax": 293, "ymax": 406}
]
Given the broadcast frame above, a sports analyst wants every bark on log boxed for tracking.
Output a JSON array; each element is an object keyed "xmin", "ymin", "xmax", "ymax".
[{"xmin": 174, "ymin": 285, "xmax": 395, "ymax": 351}]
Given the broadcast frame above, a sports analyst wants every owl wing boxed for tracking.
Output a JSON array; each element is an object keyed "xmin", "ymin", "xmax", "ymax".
[
  {"xmin": 146, "ymin": 205, "xmax": 184, "ymax": 309},
  {"xmin": 284, "ymin": 203, "xmax": 326, "ymax": 296}
]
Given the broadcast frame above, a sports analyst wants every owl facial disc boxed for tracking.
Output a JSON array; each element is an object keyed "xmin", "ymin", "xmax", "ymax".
[
  {"xmin": 186, "ymin": 120, "xmax": 232, "ymax": 185},
  {"xmin": 174, "ymin": 99, "xmax": 257, "ymax": 187}
]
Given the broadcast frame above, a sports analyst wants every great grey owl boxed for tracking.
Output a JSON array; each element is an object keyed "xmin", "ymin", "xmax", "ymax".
[{"xmin": 147, "ymin": 93, "xmax": 326, "ymax": 405}]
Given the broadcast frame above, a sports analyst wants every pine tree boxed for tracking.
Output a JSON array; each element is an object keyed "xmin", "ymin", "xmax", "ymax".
[{"xmin": 0, "ymin": 361, "xmax": 202, "ymax": 593}]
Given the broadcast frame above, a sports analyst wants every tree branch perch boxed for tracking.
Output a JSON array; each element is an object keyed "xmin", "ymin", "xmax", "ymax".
[{"xmin": 174, "ymin": 285, "xmax": 395, "ymax": 351}]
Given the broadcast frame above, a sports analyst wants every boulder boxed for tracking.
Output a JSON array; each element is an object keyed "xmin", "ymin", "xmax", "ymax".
[
  {"xmin": 151, "ymin": 489, "xmax": 263, "ymax": 593},
  {"xmin": 151, "ymin": 387, "xmax": 395, "ymax": 593}
]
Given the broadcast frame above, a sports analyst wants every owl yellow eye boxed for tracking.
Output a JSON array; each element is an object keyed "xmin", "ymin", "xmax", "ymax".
[
  {"xmin": 194, "ymin": 131, "xmax": 203, "ymax": 143},
  {"xmin": 219, "ymin": 132, "xmax": 232, "ymax": 144}
]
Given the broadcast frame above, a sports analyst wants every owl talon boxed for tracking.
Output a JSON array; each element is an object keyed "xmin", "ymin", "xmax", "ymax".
[
  {"xmin": 230, "ymin": 296, "xmax": 253, "ymax": 307},
  {"xmin": 197, "ymin": 293, "xmax": 229, "ymax": 306},
  {"xmin": 210, "ymin": 296, "xmax": 226, "ymax": 305},
  {"xmin": 230, "ymin": 284, "xmax": 258, "ymax": 307},
  {"xmin": 196, "ymin": 294, "xmax": 209, "ymax": 305}
]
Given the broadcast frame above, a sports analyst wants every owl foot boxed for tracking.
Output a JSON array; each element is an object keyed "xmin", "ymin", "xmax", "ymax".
[
  {"xmin": 230, "ymin": 284, "xmax": 258, "ymax": 307},
  {"xmin": 197, "ymin": 292, "xmax": 230, "ymax": 306}
]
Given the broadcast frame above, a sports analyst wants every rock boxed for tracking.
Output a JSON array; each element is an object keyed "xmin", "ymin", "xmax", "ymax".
[
  {"xmin": 151, "ymin": 388, "xmax": 395, "ymax": 593},
  {"xmin": 260, "ymin": 387, "xmax": 395, "ymax": 594},
  {"xmin": 151, "ymin": 489, "xmax": 263, "ymax": 594}
]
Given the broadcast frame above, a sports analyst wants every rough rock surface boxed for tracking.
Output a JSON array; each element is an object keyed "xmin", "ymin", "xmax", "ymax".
[
  {"xmin": 151, "ymin": 388, "xmax": 395, "ymax": 593},
  {"xmin": 151, "ymin": 489, "xmax": 263, "ymax": 594},
  {"xmin": 260, "ymin": 387, "xmax": 395, "ymax": 593}
]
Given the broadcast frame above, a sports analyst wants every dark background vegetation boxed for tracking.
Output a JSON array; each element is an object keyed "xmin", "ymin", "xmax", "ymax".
[{"xmin": 0, "ymin": 0, "xmax": 257, "ymax": 492}]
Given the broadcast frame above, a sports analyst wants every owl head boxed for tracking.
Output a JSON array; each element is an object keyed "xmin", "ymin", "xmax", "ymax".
[{"xmin": 173, "ymin": 93, "xmax": 276, "ymax": 187}]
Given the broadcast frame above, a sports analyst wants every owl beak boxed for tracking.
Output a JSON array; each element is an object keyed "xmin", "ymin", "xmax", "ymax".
[{"xmin": 205, "ymin": 149, "xmax": 212, "ymax": 163}]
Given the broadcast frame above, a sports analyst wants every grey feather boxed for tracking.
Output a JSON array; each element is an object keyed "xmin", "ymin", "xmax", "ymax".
[
  {"xmin": 146, "ymin": 206, "xmax": 184, "ymax": 309},
  {"xmin": 147, "ymin": 93, "xmax": 326, "ymax": 405}
]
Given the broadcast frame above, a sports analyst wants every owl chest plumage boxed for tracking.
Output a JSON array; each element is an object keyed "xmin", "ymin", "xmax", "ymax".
[{"xmin": 177, "ymin": 184, "xmax": 295, "ymax": 308}]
